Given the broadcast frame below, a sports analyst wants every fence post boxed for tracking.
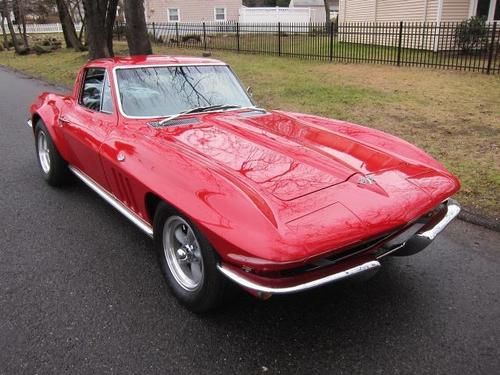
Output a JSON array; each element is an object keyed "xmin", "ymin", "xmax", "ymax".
[
  {"xmin": 203, "ymin": 22, "xmax": 207, "ymax": 50},
  {"xmin": 397, "ymin": 21, "xmax": 403, "ymax": 66},
  {"xmin": 152, "ymin": 22, "xmax": 156, "ymax": 41},
  {"xmin": 486, "ymin": 22, "xmax": 497, "ymax": 75},
  {"xmin": 237, "ymin": 22, "xmax": 240, "ymax": 53},
  {"xmin": 329, "ymin": 21, "xmax": 334, "ymax": 61},
  {"xmin": 278, "ymin": 22, "xmax": 281, "ymax": 56},
  {"xmin": 175, "ymin": 22, "xmax": 179, "ymax": 47}
]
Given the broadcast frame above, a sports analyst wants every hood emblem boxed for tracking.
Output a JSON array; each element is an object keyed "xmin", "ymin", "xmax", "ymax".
[{"xmin": 358, "ymin": 175, "xmax": 376, "ymax": 185}]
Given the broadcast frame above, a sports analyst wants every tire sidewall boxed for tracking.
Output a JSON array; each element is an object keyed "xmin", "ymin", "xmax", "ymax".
[
  {"xmin": 35, "ymin": 123, "xmax": 53, "ymax": 180},
  {"xmin": 154, "ymin": 203, "xmax": 226, "ymax": 312},
  {"xmin": 34, "ymin": 120, "xmax": 68, "ymax": 186}
]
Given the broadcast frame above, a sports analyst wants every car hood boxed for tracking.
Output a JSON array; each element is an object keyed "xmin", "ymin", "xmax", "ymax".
[{"xmin": 158, "ymin": 110, "xmax": 423, "ymax": 202}]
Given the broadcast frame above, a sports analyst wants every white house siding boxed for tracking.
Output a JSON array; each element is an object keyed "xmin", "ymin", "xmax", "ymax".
[
  {"xmin": 144, "ymin": 0, "xmax": 242, "ymax": 23},
  {"xmin": 339, "ymin": 0, "xmax": 475, "ymax": 50},
  {"xmin": 376, "ymin": 0, "xmax": 426, "ymax": 22},
  {"xmin": 426, "ymin": 0, "xmax": 440, "ymax": 22},
  {"xmin": 339, "ymin": 0, "xmax": 376, "ymax": 22},
  {"xmin": 441, "ymin": 0, "xmax": 472, "ymax": 21},
  {"xmin": 340, "ymin": 0, "xmax": 472, "ymax": 23}
]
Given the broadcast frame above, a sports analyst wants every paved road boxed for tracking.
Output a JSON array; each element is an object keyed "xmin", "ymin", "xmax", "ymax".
[{"xmin": 0, "ymin": 66, "xmax": 499, "ymax": 375}]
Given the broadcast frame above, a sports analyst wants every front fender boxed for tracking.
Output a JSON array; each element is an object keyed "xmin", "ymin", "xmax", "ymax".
[{"xmin": 30, "ymin": 93, "xmax": 72, "ymax": 162}]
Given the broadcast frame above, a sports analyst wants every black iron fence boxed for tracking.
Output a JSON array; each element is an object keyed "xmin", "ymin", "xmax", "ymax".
[{"xmin": 114, "ymin": 21, "xmax": 500, "ymax": 74}]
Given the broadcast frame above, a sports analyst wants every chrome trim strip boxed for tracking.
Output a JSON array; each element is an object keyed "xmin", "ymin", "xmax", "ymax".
[
  {"xmin": 217, "ymin": 260, "xmax": 380, "ymax": 294},
  {"xmin": 376, "ymin": 242, "xmax": 407, "ymax": 259},
  {"xmin": 27, "ymin": 119, "xmax": 33, "ymax": 128},
  {"xmin": 417, "ymin": 199, "xmax": 460, "ymax": 241},
  {"xmin": 68, "ymin": 166, "xmax": 153, "ymax": 238}
]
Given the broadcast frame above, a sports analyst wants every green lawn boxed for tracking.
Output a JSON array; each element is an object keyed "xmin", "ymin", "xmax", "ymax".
[{"xmin": 0, "ymin": 46, "xmax": 498, "ymax": 219}]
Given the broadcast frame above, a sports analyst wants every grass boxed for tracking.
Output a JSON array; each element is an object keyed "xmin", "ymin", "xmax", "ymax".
[{"xmin": 0, "ymin": 45, "xmax": 499, "ymax": 219}]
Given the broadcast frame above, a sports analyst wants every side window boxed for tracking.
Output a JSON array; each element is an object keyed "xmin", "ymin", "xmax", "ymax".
[
  {"xmin": 100, "ymin": 73, "xmax": 113, "ymax": 114},
  {"xmin": 80, "ymin": 68, "xmax": 105, "ymax": 111}
]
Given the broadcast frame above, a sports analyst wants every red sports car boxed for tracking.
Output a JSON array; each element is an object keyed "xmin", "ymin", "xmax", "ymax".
[{"xmin": 28, "ymin": 55, "xmax": 460, "ymax": 312}]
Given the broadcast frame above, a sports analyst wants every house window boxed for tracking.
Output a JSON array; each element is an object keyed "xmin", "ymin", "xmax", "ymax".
[
  {"xmin": 473, "ymin": 0, "xmax": 499, "ymax": 21},
  {"xmin": 214, "ymin": 8, "xmax": 226, "ymax": 21},
  {"xmin": 168, "ymin": 8, "xmax": 179, "ymax": 22},
  {"xmin": 476, "ymin": 0, "xmax": 491, "ymax": 17}
]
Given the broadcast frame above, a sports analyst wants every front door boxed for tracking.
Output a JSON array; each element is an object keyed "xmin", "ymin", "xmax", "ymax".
[{"xmin": 60, "ymin": 67, "xmax": 117, "ymax": 190}]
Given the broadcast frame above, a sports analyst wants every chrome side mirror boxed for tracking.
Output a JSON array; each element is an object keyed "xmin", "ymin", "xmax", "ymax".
[{"xmin": 246, "ymin": 86, "xmax": 253, "ymax": 97}]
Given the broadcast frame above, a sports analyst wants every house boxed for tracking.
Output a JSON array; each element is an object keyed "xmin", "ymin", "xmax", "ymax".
[
  {"xmin": 289, "ymin": 0, "xmax": 340, "ymax": 22},
  {"xmin": 338, "ymin": 0, "xmax": 499, "ymax": 23},
  {"xmin": 144, "ymin": 0, "xmax": 242, "ymax": 23}
]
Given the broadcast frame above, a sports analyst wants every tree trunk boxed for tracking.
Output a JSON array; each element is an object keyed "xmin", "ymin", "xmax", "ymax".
[
  {"xmin": 104, "ymin": 0, "xmax": 118, "ymax": 56},
  {"xmin": 123, "ymin": 0, "xmax": 152, "ymax": 56},
  {"xmin": 56, "ymin": 0, "xmax": 85, "ymax": 51},
  {"xmin": 17, "ymin": 0, "xmax": 28, "ymax": 48},
  {"xmin": 323, "ymin": 0, "xmax": 331, "ymax": 24},
  {"xmin": 82, "ymin": 0, "xmax": 118, "ymax": 59},
  {"xmin": 78, "ymin": 17, "xmax": 86, "ymax": 44},
  {"xmin": 3, "ymin": 1, "xmax": 22, "ymax": 54},
  {"xmin": 1, "ymin": 11, "xmax": 9, "ymax": 49}
]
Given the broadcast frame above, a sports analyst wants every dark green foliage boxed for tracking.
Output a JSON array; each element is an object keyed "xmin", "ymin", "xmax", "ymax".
[
  {"xmin": 181, "ymin": 34, "xmax": 201, "ymax": 43},
  {"xmin": 455, "ymin": 16, "xmax": 489, "ymax": 54}
]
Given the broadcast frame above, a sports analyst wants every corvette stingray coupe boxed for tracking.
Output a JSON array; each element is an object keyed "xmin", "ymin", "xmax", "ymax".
[{"xmin": 28, "ymin": 55, "xmax": 460, "ymax": 312}]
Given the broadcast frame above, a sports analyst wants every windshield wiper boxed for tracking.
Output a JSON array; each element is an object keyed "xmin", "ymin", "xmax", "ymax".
[{"xmin": 158, "ymin": 104, "xmax": 264, "ymax": 126}]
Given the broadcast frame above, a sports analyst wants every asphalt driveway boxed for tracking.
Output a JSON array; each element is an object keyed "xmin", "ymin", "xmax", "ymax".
[{"xmin": 0, "ymin": 66, "xmax": 499, "ymax": 375}]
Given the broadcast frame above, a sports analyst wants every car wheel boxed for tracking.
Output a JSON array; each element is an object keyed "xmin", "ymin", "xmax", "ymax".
[
  {"xmin": 154, "ymin": 203, "xmax": 232, "ymax": 312},
  {"xmin": 34, "ymin": 120, "xmax": 69, "ymax": 186}
]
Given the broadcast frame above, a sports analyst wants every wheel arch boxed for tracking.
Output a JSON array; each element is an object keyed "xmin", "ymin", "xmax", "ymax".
[
  {"xmin": 145, "ymin": 191, "xmax": 163, "ymax": 223},
  {"xmin": 31, "ymin": 112, "xmax": 42, "ymax": 135}
]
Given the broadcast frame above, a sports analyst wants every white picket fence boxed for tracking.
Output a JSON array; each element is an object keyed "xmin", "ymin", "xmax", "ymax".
[{"xmin": 0, "ymin": 22, "xmax": 82, "ymax": 34}]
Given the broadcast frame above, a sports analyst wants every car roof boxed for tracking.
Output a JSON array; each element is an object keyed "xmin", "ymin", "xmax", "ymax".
[{"xmin": 86, "ymin": 55, "xmax": 226, "ymax": 69}]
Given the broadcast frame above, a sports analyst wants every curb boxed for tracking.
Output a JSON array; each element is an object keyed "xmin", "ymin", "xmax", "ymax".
[
  {"xmin": 458, "ymin": 206, "xmax": 500, "ymax": 232},
  {"xmin": 1, "ymin": 64, "xmax": 499, "ymax": 233}
]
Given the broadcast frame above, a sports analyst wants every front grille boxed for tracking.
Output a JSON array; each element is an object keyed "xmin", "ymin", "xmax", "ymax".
[
  {"xmin": 279, "ymin": 202, "xmax": 448, "ymax": 278},
  {"xmin": 279, "ymin": 231, "xmax": 395, "ymax": 277}
]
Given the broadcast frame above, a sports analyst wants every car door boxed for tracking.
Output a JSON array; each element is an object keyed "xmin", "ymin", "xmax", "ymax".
[{"xmin": 60, "ymin": 67, "xmax": 117, "ymax": 190}]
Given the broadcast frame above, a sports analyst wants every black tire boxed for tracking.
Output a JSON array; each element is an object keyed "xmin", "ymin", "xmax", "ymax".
[
  {"xmin": 34, "ymin": 120, "xmax": 70, "ymax": 186},
  {"xmin": 153, "ymin": 202, "xmax": 233, "ymax": 312}
]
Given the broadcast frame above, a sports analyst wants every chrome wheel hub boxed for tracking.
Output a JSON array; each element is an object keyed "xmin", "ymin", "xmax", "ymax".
[
  {"xmin": 163, "ymin": 216, "xmax": 204, "ymax": 291},
  {"xmin": 37, "ymin": 130, "xmax": 51, "ymax": 174}
]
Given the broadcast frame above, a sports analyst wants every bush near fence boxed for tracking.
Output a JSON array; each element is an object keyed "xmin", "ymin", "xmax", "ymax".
[{"xmin": 127, "ymin": 21, "xmax": 500, "ymax": 74}]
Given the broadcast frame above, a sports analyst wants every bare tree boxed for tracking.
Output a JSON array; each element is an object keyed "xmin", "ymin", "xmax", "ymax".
[
  {"xmin": 55, "ymin": 0, "xmax": 85, "ymax": 51},
  {"xmin": 82, "ymin": 0, "xmax": 118, "ymax": 59},
  {"xmin": 12, "ymin": 0, "xmax": 28, "ymax": 48},
  {"xmin": 1, "ymin": 0, "xmax": 24, "ymax": 54},
  {"xmin": 123, "ymin": 0, "xmax": 151, "ymax": 55},
  {"xmin": 323, "ymin": 0, "xmax": 331, "ymax": 24},
  {"xmin": 0, "ymin": 6, "xmax": 8, "ymax": 49}
]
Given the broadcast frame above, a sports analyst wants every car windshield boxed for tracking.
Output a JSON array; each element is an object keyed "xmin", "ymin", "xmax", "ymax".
[{"xmin": 115, "ymin": 65, "xmax": 254, "ymax": 117}]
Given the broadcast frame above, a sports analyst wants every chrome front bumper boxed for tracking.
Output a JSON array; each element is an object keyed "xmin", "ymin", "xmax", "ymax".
[
  {"xmin": 26, "ymin": 119, "xmax": 33, "ymax": 128},
  {"xmin": 377, "ymin": 199, "xmax": 461, "ymax": 258},
  {"xmin": 218, "ymin": 199, "xmax": 460, "ymax": 295}
]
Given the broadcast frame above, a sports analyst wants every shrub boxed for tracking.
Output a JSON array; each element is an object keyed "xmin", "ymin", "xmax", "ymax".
[
  {"xmin": 181, "ymin": 34, "xmax": 201, "ymax": 43},
  {"xmin": 455, "ymin": 16, "xmax": 489, "ymax": 54}
]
